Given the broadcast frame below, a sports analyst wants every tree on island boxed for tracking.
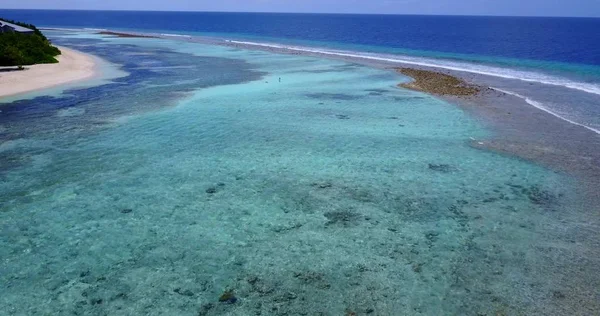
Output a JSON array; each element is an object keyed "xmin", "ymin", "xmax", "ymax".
[
  {"xmin": 3, "ymin": 45, "xmax": 25, "ymax": 69},
  {"xmin": 0, "ymin": 18, "xmax": 61, "ymax": 68}
]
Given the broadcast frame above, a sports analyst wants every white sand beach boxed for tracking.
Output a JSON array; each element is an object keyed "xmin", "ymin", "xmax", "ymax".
[{"xmin": 0, "ymin": 46, "xmax": 98, "ymax": 99}]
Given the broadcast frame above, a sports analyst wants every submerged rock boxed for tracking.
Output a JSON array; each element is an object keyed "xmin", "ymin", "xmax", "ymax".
[
  {"xmin": 412, "ymin": 263, "xmax": 423, "ymax": 273},
  {"xmin": 90, "ymin": 298, "xmax": 103, "ymax": 305},
  {"xmin": 336, "ymin": 114, "xmax": 351, "ymax": 120},
  {"xmin": 272, "ymin": 222, "xmax": 304, "ymax": 233},
  {"xmin": 483, "ymin": 197, "xmax": 499, "ymax": 203},
  {"xmin": 198, "ymin": 303, "xmax": 214, "ymax": 316},
  {"xmin": 324, "ymin": 211, "xmax": 362, "ymax": 227},
  {"xmin": 311, "ymin": 182, "xmax": 333, "ymax": 189},
  {"xmin": 206, "ymin": 187, "xmax": 217, "ymax": 194},
  {"xmin": 174, "ymin": 288, "xmax": 194, "ymax": 297},
  {"xmin": 247, "ymin": 276, "xmax": 275, "ymax": 295},
  {"xmin": 218, "ymin": 289, "xmax": 237, "ymax": 304},
  {"xmin": 507, "ymin": 183, "xmax": 558, "ymax": 206},
  {"xmin": 120, "ymin": 208, "xmax": 133, "ymax": 214},
  {"xmin": 206, "ymin": 183, "xmax": 226, "ymax": 194},
  {"xmin": 293, "ymin": 271, "xmax": 331, "ymax": 289},
  {"xmin": 425, "ymin": 231, "xmax": 439, "ymax": 244},
  {"xmin": 526, "ymin": 185, "xmax": 556, "ymax": 205},
  {"xmin": 428, "ymin": 163, "xmax": 453, "ymax": 173},
  {"xmin": 273, "ymin": 291, "xmax": 298, "ymax": 303},
  {"xmin": 346, "ymin": 188, "xmax": 374, "ymax": 203}
]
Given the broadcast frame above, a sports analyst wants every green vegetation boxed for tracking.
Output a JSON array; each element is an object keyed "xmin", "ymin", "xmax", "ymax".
[{"xmin": 0, "ymin": 18, "xmax": 61, "ymax": 67}]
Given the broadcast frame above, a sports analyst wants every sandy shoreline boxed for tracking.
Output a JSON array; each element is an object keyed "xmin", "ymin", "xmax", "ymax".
[{"xmin": 0, "ymin": 46, "xmax": 99, "ymax": 99}]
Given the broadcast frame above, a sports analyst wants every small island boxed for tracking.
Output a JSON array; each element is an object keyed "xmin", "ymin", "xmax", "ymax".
[
  {"xmin": 0, "ymin": 18, "xmax": 61, "ymax": 68},
  {"xmin": 0, "ymin": 19, "xmax": 100, "ymax": 99},
  {"xmin": 396, "ymin": 67, "xmax": 481, "ymax": 97}
]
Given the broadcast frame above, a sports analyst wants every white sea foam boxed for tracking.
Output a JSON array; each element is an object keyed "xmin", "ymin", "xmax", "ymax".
[
  {"xmin": 40, "ymin": 27, "xmax": 88, "ymax": 32},
  {"xmin": 228, "ymin": 39, "xmax": 600, "ymax": 134},
  {"xmin": 228, "ymin": 40, "xmax": 600, "ymax": 97},
  {"xmin": 492, "ymin": 88, "xmax": 600, "ymax": 135},
  {"xmin": 160, "ymin": 33, "xmax": 192, "ymax": 38}
]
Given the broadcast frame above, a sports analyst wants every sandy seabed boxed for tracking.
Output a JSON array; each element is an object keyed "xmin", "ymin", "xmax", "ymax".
[{"xmin": 1, "ymin": 31, "xmax": 599, "ymax": 316}]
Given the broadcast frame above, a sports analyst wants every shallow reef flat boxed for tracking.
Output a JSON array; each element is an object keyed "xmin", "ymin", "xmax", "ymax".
[
  {"xmin": 0, "ymin": 33, "xmax": 598, "ymax": 316},
  {"xmin": 396, "ymin": 68, "xmax": 481, "ymax": 97}
]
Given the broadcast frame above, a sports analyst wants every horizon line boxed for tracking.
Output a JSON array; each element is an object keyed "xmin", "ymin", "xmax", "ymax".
[{"xmin": 0, "ymin": 8, "xmax": 599, "ymax": 19}]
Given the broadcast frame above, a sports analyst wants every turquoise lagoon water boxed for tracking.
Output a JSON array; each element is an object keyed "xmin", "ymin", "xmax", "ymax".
[
  {"xmin": 58, "ymin": 29, "xmax": 600, "ymax": 133},
  {"xmin": 0, "ymin": 33, "xmax": 596, "ymax": 315}
]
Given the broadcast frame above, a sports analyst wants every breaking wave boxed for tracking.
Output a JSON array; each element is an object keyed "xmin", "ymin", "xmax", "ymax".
[
  {"xmin": 228, "ymin": 40, "xmax": 600, "ymax": 97},
  {"xmin": 491, "ymin": 88, "xmax": 600, "ymax": 135}
]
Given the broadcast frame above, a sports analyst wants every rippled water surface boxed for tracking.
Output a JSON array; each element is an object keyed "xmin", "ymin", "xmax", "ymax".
[{"xmin": 1, "ymin": 32, "xmax": 598, "ymax": 316}]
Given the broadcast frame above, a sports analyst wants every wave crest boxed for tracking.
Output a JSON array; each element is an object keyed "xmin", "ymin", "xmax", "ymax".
[
  {"xmin": 228, "ymin": 40, "xmax": 600, "ymax": 97},
  {"xmin": 491, "ymin": 88, "xmax": 600, "ymax": 135}
]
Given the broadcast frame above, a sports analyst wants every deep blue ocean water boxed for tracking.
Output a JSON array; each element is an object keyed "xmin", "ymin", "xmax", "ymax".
[{"xmin": 2, "ymin": 10, "xmax": 600, "ymax": 66}]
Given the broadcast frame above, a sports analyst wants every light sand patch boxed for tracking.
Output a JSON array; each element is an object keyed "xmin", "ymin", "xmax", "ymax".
[{"xmin": 0, "ymin": 46, "xmax": 99, "ymax": 99}]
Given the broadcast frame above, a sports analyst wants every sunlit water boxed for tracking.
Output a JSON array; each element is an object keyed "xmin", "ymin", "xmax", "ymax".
[{"xmin": 1, "ymin": 32, "xmax": 597, "ymax": 315}]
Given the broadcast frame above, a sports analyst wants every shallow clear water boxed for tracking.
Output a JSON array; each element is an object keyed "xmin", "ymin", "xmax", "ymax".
[{"xmin": 1, "ymin": 33, "xmax": 597, "ymax": 315}]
